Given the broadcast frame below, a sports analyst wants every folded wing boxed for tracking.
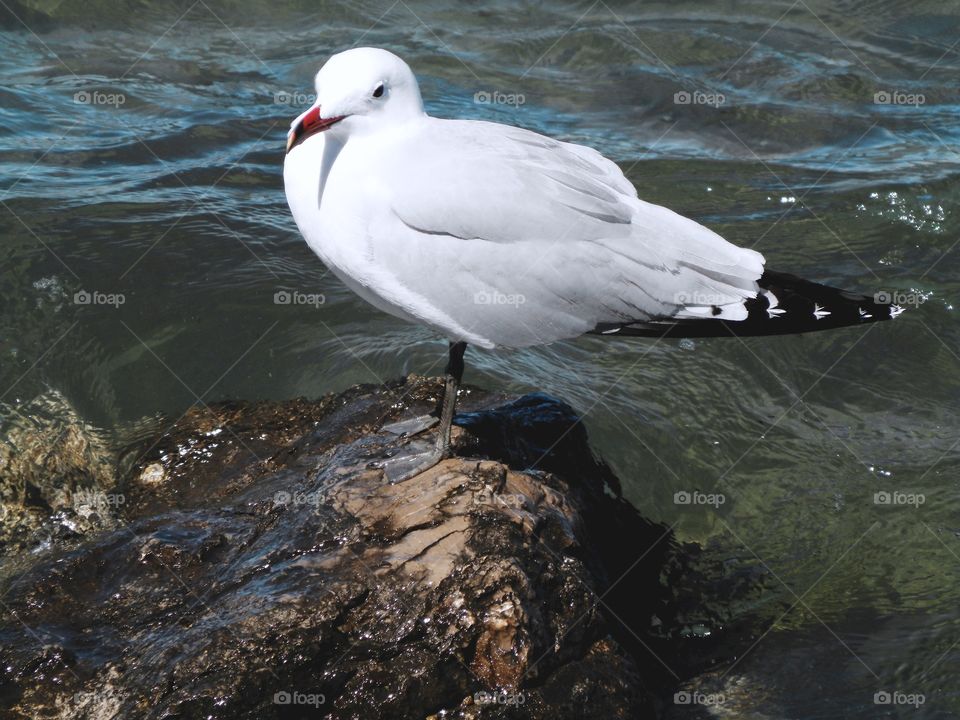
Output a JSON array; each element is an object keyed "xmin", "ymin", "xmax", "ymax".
[{"xmin": 374, "ymin": 118, "xmax": 765, "ymax": 347}]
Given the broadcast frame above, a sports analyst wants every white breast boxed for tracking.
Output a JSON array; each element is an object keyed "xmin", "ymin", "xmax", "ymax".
[{"xmin": 282, "ymin": 131, "xmax": 467, "ymax": 337}]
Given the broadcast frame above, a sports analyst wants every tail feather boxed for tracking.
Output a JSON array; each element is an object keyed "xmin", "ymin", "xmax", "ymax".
[{"xmin": 593, "ymin": 270, "xmax": 903, "ymax": 339}]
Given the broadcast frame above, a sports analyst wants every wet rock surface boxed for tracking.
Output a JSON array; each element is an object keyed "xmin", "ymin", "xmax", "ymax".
[{"xmin": 0, "ymin": 377, "xmax": 710, "ymax": 719}]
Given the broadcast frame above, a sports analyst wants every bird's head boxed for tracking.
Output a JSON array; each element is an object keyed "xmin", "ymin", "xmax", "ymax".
[{"xmin": 285, "ymin": 47, "xmax": 424, "ymax": 153}]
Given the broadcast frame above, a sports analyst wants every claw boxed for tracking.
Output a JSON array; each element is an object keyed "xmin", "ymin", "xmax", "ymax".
[{"xmin": 381, "ymin": 447, "xmax": 445, "ymax": 482}]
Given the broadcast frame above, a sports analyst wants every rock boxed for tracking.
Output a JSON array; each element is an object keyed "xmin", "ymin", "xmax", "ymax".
[
  {"xmin": 0, "ymin": 376, "xmax": 693, "ymax": 719},
  {"xmin": 0, "ymin": 390, "xmax": 119, "ymax": 555}
]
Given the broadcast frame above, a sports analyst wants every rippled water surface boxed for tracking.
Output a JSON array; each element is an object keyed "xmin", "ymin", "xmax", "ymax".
[{"xmin": 1, "ymin": 0, "xmax": 959, "ymax": 716}]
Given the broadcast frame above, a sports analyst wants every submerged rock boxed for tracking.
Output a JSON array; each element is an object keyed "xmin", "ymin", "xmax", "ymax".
[
  {"xmin": 0, "ymin": 390, "xmax": 118, "ymax": 554},
  {"xmin": 0, "ymin": 376, "xmax": 692, "ymax": 719}
]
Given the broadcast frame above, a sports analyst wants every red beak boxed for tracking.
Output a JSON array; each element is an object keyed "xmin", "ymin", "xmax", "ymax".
[{"xmin": 286, "ymin": 106, "xmax": 345, "ymax": 153}]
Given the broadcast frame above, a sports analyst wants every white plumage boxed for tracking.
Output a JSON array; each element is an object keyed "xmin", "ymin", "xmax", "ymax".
[{"xmin": 283, "ymin": 47, "xmax": 765, "ymax": 349}]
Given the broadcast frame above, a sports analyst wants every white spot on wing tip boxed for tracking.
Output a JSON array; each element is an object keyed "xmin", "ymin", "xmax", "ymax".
[
  {"xmin": 763, "ymin": 289, "xmax": 786, "ymax": 319},
  {"xmin": 813, "ymin": 304, "xmax": 831, "ymax": 320}
]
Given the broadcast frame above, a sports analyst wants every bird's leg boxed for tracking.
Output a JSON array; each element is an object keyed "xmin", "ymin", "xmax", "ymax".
[
  {"xmin": 434, "ymin": 340, "xmax": 466, "ymax": 458},
  {"xmin": 380, "ymin": 341, "xmax": 467, "ymax": 482}
]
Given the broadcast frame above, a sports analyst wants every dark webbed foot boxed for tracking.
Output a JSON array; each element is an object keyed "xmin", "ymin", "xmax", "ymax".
[
  {"xmin": 379, "ymin": 446, "xmax": 446, "ymax": 482},
  {"xmin": 380, "ymin": 414, "xmax": 439, "ymax": 438},
  {"xmin": 376, "ymin": 341, "xmax": 467, "ymax": 482}
]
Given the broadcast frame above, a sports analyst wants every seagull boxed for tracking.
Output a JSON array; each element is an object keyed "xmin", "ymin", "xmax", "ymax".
[{"xmin": 283, "ymin": 47, "xmax": 899, "ymax": 478}]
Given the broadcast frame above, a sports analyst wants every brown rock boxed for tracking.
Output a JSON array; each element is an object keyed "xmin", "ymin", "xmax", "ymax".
[{"xmin": 0, "ymin": 376, "xmax": 690, "ymax": 719}]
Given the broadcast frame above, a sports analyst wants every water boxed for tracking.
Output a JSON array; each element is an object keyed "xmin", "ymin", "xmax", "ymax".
[{"xmin": 1, "ymin": 0, "xmax": 958, "ymax": 715}]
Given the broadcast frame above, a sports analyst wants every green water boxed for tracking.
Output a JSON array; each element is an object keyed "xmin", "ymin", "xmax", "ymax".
[{"xmin": 1, "ymin": 1, "xmax": 958, "ymax": 715}]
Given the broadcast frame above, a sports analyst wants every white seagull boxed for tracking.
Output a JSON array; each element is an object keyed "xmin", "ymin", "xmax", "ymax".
[{"xmin": 283, "ymin": 47, "xmax": 898, "ymax": 477}]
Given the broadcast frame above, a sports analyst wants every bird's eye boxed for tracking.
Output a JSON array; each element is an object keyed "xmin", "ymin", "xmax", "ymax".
[{"xmin": 372, "ymin": 83, "xmax": 385, "ymax": 98}]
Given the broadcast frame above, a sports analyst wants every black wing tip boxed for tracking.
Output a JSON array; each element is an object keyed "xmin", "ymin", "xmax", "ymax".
[{"xmin": 593, "ymin": 269, "xmax": 906, "ymax": 339}]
